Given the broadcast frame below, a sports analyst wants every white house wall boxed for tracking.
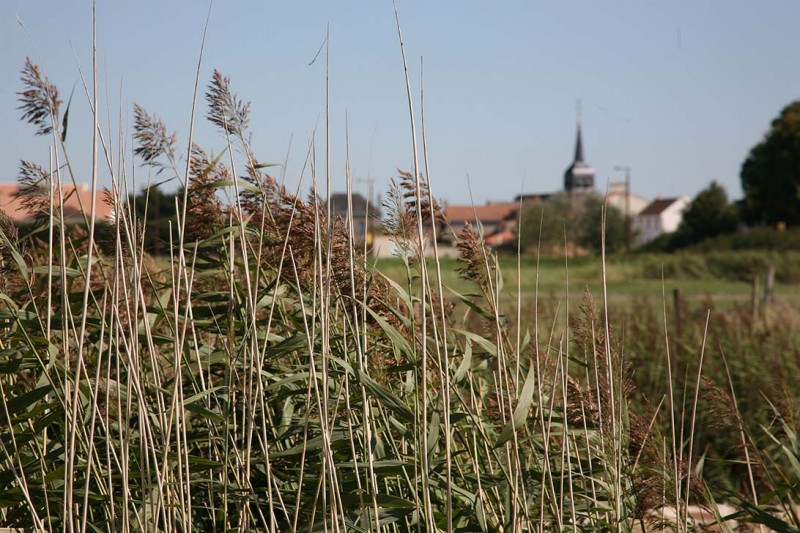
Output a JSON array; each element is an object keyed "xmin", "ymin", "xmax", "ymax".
[
  {"xmin": 633, "ymin": 197, "xmax": 689, "ymax": 246},
  {"xmin": 660, "ymin": 199, "xmax": 689, "ymax": 234}
]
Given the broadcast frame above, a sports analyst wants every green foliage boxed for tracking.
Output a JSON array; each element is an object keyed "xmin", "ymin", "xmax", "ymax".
[
  {"xmin": 619, "ymin": 297, "xmax": 800, "ymax": 504},
  {"xmin": 741, "ymin": 100, "xmax": 800, "ymax": 227},
  {"xmin": 127, "ymin": 185, "xmax": 180, "ymax": 255},
  {"xmin": 672, "ymin": 181, "xmax": 739, "ymax": 248},
  {"xmin": 690, "ymin": 226, "xmax": 800, "ymax": 252},
  {"xmin": 638, "ymin": 251, "xmax": 800, "ymax": 283},
  {"xmin": 577, "ymin": 194, "xmax": 627, "ymax": 254},
  {"xmin": 517, "ymin": 192, "xmax": 626, "ymax": 255},
  {"xmin": 516, "ymin": 191, "xmax": 575, "ymax": 254}
]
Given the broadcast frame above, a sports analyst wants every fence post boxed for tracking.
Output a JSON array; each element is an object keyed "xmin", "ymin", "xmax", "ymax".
[
  {"xmin": 751, "ymin": 274, "xmax": 760, "ymax": 322},
  {"xmin": 763, "ymin": 265, "xmax": 775, "ymax": 328},
  {"xmin": 763, "ymin": 264, "xmax": 775, "ymax": 307},
  {"xmin": 673, "ymin": 288, "xmax": 682, "ymax": 338}
]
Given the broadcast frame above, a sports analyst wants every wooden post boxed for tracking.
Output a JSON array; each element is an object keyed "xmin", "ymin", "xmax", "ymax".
[
  {"xmin": 673, "ymin": 288, "xmax": 682, "ymax": 337},
  {"xmin": 763, "ymin": 265, "xmax": 775, "ymax": 328},
  {"xmin": 763, "ymin": 265, "xmax": 775, "ymax": 307},
  {"xmin": 751, "ymin": 274, "xmax": 760, "ymax": 322}
]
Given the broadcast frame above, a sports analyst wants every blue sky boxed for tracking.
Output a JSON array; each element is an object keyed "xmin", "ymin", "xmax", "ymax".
[{"xmin": 2, "ymin": 1, "xmax": 800, "ymax": 206}]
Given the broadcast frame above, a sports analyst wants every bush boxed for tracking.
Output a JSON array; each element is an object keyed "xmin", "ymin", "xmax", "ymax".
[
  {"xmin": 638, "ymin": 251, "xmax": 800, "ymax": 283},
  {"xmin": 691, "ymin": 226, "xmax": 800, "ymax": 252}
]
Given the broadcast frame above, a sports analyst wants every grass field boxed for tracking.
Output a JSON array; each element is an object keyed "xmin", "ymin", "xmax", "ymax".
[{"xmin": 375, "ymin": 253, "xmax": 800, "ymax": 305}]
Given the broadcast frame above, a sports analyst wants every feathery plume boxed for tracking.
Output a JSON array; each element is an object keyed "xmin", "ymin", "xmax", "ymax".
[
  {"xmin": 396, "ymin": 169, "xmax": 444, "ymax": 225},
  {"xmin": 187, "ymin": 144, "xmax": 226, "ymax": 241},
  {"xmin": 132, "ymin": 103, "xmax": 176, "ymax": 169},
  {"xmin": 456, "ymin": 224, "xmax": 489, "ymax": 284},
  {"xmin": 206, "ymin": 70, "xmax": 250, "ymax": 138},
  {"xmin": 15, "ymin": 160, "xmax": 52, "ymax": 221}
]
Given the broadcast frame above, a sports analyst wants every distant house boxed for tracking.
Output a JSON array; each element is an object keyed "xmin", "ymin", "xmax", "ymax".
[
  {"xmin": 513, "ymin": 192, "xmax": 552, "ymax": 204},
  {"xmin": 443, "ymin": 202, "xmax": 520, "ymax": 248},
  {"xmin": 0, "ymin": 182, "xmax": 113, "ymax": 223},
  {"xmin": 328, "ymin": 192, "xmax": 381, "ymax": 242},
  {"xmin": 604, "ymin": 182, "xmax": 649, "ymax": 218},
  {"xmin": 634, "ymin": 197, "xmax": 689, "ymax": 246}
]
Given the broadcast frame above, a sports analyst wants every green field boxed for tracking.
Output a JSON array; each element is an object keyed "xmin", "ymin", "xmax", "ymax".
[{"xmin": 375, "ymin": 253, "xmax": 800, "ymax": 306}]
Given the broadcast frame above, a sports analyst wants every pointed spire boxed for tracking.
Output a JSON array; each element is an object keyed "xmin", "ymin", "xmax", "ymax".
[
  {"xmin": 564, "ymin": 100, "xmax": 595, "ymax": 193},
  {"xmin": 574, "ymin": 124, "xmax": 585, "ymax": 163},
  {"xmin": 574, "ymin": 100, "xmax": 584, "ymax": 162}
]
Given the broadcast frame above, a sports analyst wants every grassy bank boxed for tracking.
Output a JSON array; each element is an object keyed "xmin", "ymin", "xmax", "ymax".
[{"xmin": 376, "ymin": 252, "xmax": 800, "ymax": 304}]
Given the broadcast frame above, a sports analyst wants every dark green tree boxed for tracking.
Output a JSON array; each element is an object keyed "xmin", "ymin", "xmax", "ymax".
[
  {"xmin": 128, "ymin": 185, "xmax": 180, "ymax": 255},
  {"xmin": 741, "ymin": 101, "xmax": 800, "ymax": 226},
  {"xmin": 516, "ymin": 192, "xmax": 576, "ymax": 254},
  {"xmin": 671, "ymin": 181, "xmax": 738, "ymax": 247},
  {"xmin": 577, "ymin": 195, "xmax": 627, "ymax": 254},
  {"xmin": 516, "ymin": 192, "xmax": 626, "ymax": 255}
]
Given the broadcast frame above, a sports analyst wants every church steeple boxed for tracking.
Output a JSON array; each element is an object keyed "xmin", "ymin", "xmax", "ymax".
[
  {"xmin": 564, "ymin": 103, "xmax": 595, "ymax": 193},
  {"xmin": 574, "ymin": 123, "xmax": 585, "ymax": 163},
  {"xmin": 564, "ymin": 100, "xmax": 594, "ymax": 193}
]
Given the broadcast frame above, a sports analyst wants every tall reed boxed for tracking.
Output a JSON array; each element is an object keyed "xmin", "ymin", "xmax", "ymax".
[{"xmin": 0, "ymin": 14, "xmax": 798, "ymax": 533}]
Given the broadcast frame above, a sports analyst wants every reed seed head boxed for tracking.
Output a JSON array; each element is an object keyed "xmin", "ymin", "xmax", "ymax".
[
  {"xmin": 17, "ymin": 57, "xmax": 61, "ymax": 136},
  {"xmin": 132, "ymin": 103, "xmax": 177, "ymax": 168},
  {"xmin": 206, "ymin": 70, "xmax": 251, "ymax": 138}
]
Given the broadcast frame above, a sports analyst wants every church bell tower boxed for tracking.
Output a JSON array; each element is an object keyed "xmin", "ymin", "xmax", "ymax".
[{"xmin": 563, "ymin": 105, "xmax": 595, "ymax": 193}]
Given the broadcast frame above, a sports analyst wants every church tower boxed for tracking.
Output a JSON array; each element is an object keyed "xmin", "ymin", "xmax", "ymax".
[{"xmin": 563, "ymin": 111, "xmax": 595, "ymax": 193}]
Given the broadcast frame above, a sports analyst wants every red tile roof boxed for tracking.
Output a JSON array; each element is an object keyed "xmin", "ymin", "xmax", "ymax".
[
  {"xmin": 445, "ymin": 202, "xmax": 520, "ymax": 224},
  {"xmin": 639, "ymin": 198, "xmax": 682, "ymax": 216},
  {"xmin": 0, "ymin": 183, "xmax": 113, "ymax": 222},
  {"xmin": 484, "ymin": 229, "xmax": 516, "ymax": 247}
]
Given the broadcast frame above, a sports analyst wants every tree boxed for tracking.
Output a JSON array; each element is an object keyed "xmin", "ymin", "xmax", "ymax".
[
  {"xmin": 516, "ymin": 192, "xmax": 576, "ymax": 254},
  {"xmin": 516, "ymin": 192, "xmax": 626, "ymax": 255},
  {"xmin": 577, "ymin": 195, "xmax": 626, "ymax": 254},
  {"xmin": 741, "ymin": 101, "xmax": 800, "ymax": 226},
  {"xmin": 671, "ymin": 181, "xmax": 738, "ymax": 247},
  {"xmin": 127, "ymin": 185, "xmax": 179, "ymax": 255}
]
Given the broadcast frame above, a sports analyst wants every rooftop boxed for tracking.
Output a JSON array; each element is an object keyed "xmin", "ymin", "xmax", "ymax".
[
  {"xmin": 639, "ymin": 197, "xmax": 684, "ymax": 216},
  {"xmin": 0, "ymin": 182, "xmax": 113, "ymax": 222},
  {"xmin": 445, "ymin": 202, "xmax": 520, "ymax": 224},
  {"xmin": 329, "ymin": 192, "xmax": 380, "ymax": 217}
]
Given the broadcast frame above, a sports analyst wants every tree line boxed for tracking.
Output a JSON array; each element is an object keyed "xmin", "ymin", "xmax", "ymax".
[
  {"xmin": 516, "ymin": 100, "xmax": 800, "ymax": 255},
  {"xmin": 131, "ymin": 100, "xmax": 800, "ymax": 256}
]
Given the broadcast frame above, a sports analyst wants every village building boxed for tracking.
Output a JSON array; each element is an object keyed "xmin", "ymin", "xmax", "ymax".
[
  {"xmin": 421, "ymin": 116, "xmax": 673, "ymax": 252},
  {"xmin": 634, "ymin": 197, "xmax": 690, "ymax": 245},
  {"xmin": 513, "ymin": 193, "xmax": 552, "ymax": 204},
  {"xmin": 0, "ymin": 182, "xmax": 113, "ymax": 223},
  {"xmin": 328, "ymin": 192, "xmax": 381, "ymax": 243},
  {"xmin": 604, "ymin": 181, "xmax": 650, "ymax": 218},
  {"xmin": 441, "ymin": 201, "xmax": 520, "ymax": 248}
]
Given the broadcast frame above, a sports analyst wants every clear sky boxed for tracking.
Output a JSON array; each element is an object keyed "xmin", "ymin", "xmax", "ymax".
[{"xmin": 2, "ymin": 1, "xmax": 800, "ymax": 206}]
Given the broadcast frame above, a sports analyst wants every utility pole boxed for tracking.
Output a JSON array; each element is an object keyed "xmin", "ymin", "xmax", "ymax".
[{"xmin": 614, "ymin": 165, "xmax": 632, "ymax": 253}]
